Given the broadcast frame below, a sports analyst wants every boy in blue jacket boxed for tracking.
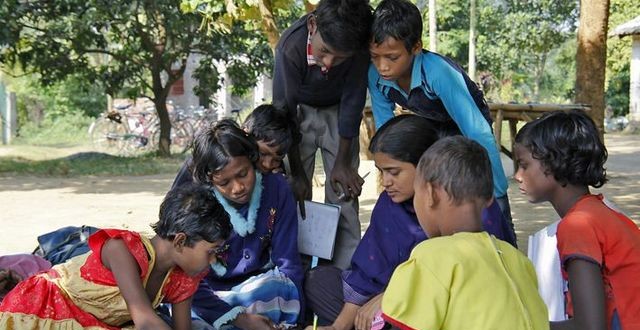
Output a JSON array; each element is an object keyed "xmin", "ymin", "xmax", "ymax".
[{"xmin": 368, "ymin": 0, "xmax": 515, "ymax": 243}]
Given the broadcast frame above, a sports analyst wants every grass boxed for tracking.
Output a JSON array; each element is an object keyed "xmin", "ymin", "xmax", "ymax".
[
  {"xmin": 0, "ymin": 151, "xmax": 185, "ymax": 177},
  {"xmin": 1, "ymin": 111, "xmax": 187, "ymax": 177}
]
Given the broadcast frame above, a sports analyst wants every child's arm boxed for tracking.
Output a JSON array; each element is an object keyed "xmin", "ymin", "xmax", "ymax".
[
  {"xmin": 171, "ymin": 297, "xmax": 193, "ymax": 330},
  {"xmin": 271, "ymin": 177, "xmax": 305, "ymax": 288},
  {"xmin": 101, "ymin": 239, "xmax": 171, "ymax": 330},
  {"xmin": 427, "ymin": 58, "xmax": 508, "ymax": 198},
  {"xmin": 304, "ymin": 294, "xmax": 383, "ymax": 330},
  {"xmin": 304, "ymin": 303, "xmax": 359, "ymax": 330},
  {"xmin": 355, "ymin": 293, "xmax": 383, "ymax": 330},
  {"xmin": 233, "ymin": 313, "xmax": 280, "ymax": 330},
  {"xmin": 272, "ymin": 50, "xmax": 312, "ymax": 214},
  {"xmin": 368, "ymin": 66, "xmax": 396, "ymax": 129},
  {"xmin": 550, "ymin": 259, "xmax": 606, "ymax": 330}
]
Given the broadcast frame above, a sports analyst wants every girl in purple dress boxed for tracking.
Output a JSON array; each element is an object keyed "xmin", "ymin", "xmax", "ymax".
[
  {"xmin": 304, "ymin": 114, "xmax": 512, "ymax": 330},
  {"xmin": 174, "ymin": 119, "xmax": 303, "ymax": 330}
]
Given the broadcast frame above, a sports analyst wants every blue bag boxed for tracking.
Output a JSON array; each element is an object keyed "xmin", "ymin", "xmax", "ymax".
[{"xmin": 33, "ymin": 225, "xmax": 100, "ymax": 265}]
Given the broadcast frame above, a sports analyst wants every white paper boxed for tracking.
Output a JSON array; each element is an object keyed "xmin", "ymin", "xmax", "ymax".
[
  {"xmin": 527, "ymin": 220, "xmax": 567, "ymax": 321},
  {"xmin": 297, "ymin": 200, "xmax": 340, "ymax": 260}
]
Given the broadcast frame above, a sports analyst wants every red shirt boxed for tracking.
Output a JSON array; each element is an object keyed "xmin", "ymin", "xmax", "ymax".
[{"xmin": 557, "ymin": 194, "xmax": 640, "ymax": 330}]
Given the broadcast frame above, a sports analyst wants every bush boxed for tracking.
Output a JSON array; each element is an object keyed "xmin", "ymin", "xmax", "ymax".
[
  {"xmin": 15, "ymin": 112, "xmax": 93, "ymax": 147},
  {"xmin": 606, "ymin": 63, "xmax": 630, "ymax": 117}
]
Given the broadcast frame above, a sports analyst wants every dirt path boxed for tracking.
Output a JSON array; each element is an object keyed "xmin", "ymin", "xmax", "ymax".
[{"xmin": 1, "ymin": 133, "xmax": 639, "ymax": 255}]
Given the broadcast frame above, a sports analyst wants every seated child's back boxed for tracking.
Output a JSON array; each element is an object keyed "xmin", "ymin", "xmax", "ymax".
[
  {"xmin": 382, "ymin": 136, "xmax": 548, "ymax": 330},
  {"xmin": 385, "ymin": 232, "xmax": 547, "ymax": 329}
]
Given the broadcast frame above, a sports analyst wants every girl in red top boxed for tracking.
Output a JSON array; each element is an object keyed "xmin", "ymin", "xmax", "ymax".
[
  {"xmin": 0, "ymin": 184, "xmax": 231, "ymax": 330},
  {"xmin": 514, "ymin": 110, "xmax": 640, "ymax": 330}
]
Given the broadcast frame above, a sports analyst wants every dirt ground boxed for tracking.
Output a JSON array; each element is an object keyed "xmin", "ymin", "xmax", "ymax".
[{"xmin": 1, "ymin": 133, "xmax": 639, "ymax": 255}]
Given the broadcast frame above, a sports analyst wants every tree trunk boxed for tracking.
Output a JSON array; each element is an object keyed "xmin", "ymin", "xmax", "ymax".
[
  {"xmin": 575, "ymin": 0, "xmax": 610, "ymax": 139},
  {"xmin": 533, "ymin": 54, "xmax": 547, "ymax": 102},
  {"xmin": 428, "ymin": 0, "xmax": 437, "ymax": 52},
  {"xmin": 151, "ymin": 71, "xmax": 172, "ymax": 157},
  {"xmin": 154, "ymin": 96, "xmax": 172, "ymax": 157},
  {"xmin": 256, "ymin": 0, "xmax": 280, "ymax": 52},
  {"xmin": 468, "ymin": 0, "xmax": 476, "ymax": 81}
]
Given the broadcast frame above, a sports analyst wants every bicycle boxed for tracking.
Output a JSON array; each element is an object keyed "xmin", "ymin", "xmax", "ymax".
[
  {"xmin": 150, "ymin": 105, "xmax": 193, "ymax": 155},
  {"xmin": 88, "ymin": 104, "xmax": 158, "ymax": 156}
]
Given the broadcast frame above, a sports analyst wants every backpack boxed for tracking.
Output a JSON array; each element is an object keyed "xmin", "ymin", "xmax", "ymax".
[{"xmin": 33, "ymin": 225, "xmax": 100, "ymax": 265}]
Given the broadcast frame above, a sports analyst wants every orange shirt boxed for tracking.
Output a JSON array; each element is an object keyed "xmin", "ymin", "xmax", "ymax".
[{"xmin": 557, "ymin": 194, "xmax": 640, "ymax": 330}]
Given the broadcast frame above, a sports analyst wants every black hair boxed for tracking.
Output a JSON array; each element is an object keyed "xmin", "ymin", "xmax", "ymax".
[
  {"xmin": 369, "ymin": 114, "xmax": 460, "ymax": 166},
  {"xmin": 242, "ymin": 104, "xmax": 295, "ymax": 155},
  {"xmin": 191, "ymin": 119, "xmax": 259, "ymax": 184},
  {"xmin": 152, "ymin": 184, "xmax": 231, "ymax": 247},
  {"xmin": 372, "ymin": 0, "xmax": 422, "ymax": 52},
  {"xmin": 515, "ymin": 110, "xmax": 607, "ymax": 188},
  {"xmin": 417, "ymin": 136, "xmax": 494, "ymax": 204},
  {"xmin": 315, "ymin": 0, "xmax": 373, "ymax": 53}
]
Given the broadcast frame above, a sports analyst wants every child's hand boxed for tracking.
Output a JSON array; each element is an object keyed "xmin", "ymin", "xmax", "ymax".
[
  {"xmin": 355, "ymin": 293, "xmax": 383, "ymax": 330},
  {"xmin": 0, "ymin": 269, "xmax": 23, "ymax": 294},
  {"xmin": 288, "ymin": 172, "xmax": 312, "ymax": 218},
  {"xmin": 233, "ymin": 313, "xmax": 280, "ymax": 330},
  {"xmin": 330, "ymin": 162, "xmax": 364, "ymax": 201}
]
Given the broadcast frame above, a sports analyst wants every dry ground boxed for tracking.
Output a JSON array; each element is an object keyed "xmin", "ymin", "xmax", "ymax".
[{"xmin": 1, "ymin": 133, "xmax": 639, "ymax": 255}]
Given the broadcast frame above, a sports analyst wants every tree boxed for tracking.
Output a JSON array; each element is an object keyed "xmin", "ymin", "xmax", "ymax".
[
  {"xmin": 476, "ymin": 0, "xmax": 577, "ymax": 101},
  {"xmin": 0, "ymin": 0, "xmax": 272, "ymax": 156},
  {"xmin": 575, "ymin": 0, "xmax": 610, "ymax": 137},
  {"xmin": 180, "ymin": 0, "xmax": 302, "ymax": 52}
]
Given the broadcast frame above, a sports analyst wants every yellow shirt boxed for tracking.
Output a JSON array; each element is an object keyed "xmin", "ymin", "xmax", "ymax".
[{"xmin": 382, "ymin": 232, "xmax": 549, "ymax": 330}]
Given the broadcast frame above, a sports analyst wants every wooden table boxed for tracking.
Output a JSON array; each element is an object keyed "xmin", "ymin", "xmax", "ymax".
[
  {"xmin": 489, "ymin": 103, "xmax": 591, "ymax": 160},
  {"xmin": 361, "ymin": 103, "xmax": 591, "ymax": 162}
]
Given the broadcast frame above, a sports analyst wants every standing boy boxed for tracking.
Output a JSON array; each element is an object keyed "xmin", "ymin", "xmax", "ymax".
[
  {"xmin": 273, "ymin": 0, "xmax": 373, "ymax": 269},
  {"xmin": 367, "ymin": 0, "xmax": 515, "ymax": 243}
]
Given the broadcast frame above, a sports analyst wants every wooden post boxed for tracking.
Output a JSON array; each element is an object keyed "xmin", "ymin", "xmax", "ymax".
[
  {"xmin": 509, "ymin": 119, "xmax": 518, "ymax": 172},
  {"xmin": 494, "ymin": 109, "xmax": 504, "ymax": 148}
]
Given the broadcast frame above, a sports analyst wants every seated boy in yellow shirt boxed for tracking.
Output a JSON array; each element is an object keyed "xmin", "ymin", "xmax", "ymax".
[{"xmin": 382, "ymin": 136, "xmax": 549, "ymax": 330}]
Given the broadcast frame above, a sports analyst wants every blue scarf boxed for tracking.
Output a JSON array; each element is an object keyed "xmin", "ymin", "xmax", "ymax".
[{"xmin": 213, "ymin": 171, "xmax": 263, "ymax": 237}]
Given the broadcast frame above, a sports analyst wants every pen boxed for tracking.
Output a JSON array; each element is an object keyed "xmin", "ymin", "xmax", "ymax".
[
  {"xmin": 312, "ymin": 314, "xmax": 318, "ymax": 330},
  {"xmin": 337, "ymin": 172, "xmax": 371, "ymax": 201}
]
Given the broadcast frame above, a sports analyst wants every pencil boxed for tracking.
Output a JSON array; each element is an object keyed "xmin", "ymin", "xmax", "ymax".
[{"xmin": 312, "ymin": 314, "xmax": 318, "ymax": 330}]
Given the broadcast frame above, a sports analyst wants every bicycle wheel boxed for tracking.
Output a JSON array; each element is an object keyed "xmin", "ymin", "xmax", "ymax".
[
  {"xmin": 171, "ymin": 122, "xmax": 193, "ymax": 154},
  {"xmin": 89, "ymin": 117, "xmax": 127, "ymax": 155},
  {"xmin": 150, "ymin": 123, "xmax": 192, "ymax": 155}
]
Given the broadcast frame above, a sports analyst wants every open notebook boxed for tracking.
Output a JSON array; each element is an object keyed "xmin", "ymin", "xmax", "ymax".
[{"xmin": 297, "ymin": 200, "xmax": 340, "ymax": 260}]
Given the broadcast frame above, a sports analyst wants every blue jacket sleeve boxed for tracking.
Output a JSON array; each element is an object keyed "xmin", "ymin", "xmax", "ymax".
[
  {"xmin": 342, "ymin": 193, "xmax": 423, "ymax": 305},
  {"xmin": 270, "ymin": 175, "xmax": 305, "ymax": 305},
  {"xmin": 426, "ymin": 56, "xmax": 508, "ymax": 197},
  {"xmin": 368, "ymin": 64, "xmax": 396, "ymax": 129}
]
